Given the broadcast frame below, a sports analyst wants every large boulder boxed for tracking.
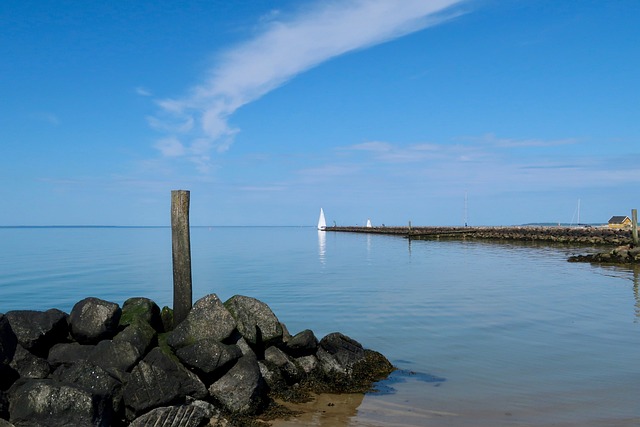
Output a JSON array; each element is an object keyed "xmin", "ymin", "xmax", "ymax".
[
  {"xmin": 9, "ymin": 345, "xmax": 50, "ymax": 379},
  {"xmin": 166, "ymin": 294, "xmax": 236, "ymax": 350},
  {"xmin": 69, "ymin": 298, "xmax": 121, "ymax": 344},
  {"xmin": 175, "ymin": 338, "xmax": 242, "ymax": 383},
  {"xmin": 224, "ymin": 296, "xmax": 283, "ymax": 347},
  {"xmin": 285, "ymin": 329, "xmax": 318, "ymax": 357},
  {"xmin": 51, "ymin": 361, "xmax": 124, "ymax": 418},
  {"xmin": 87, "ymin": 340, "xmax": 141, "ymax": 373},
  {"xmin": 317, "ymin": 332, "xmax": 365, "ymax": 375},
  {"xmin": 119, "ymin": 297, "xmax": 163, "ymax": 333},
  {"xmin": 4, "ymin": 309, "xmax": 68, "ymax": 357},
  {"xmin": 122, "ymin": 348, "xmax": 207, "ymax": 420},
  {"xmin": 208, "ymin": 355, "xmax": 265, "ymax": 415},
  {"xmin": 9, "ymin": 379, "xmax": 114, "ymax": 426},
  {"xmin": 113, "ymin": 320, "xmax": 157, "ymax": 357},
  {"xmin": 264, "ymin": 346, "xmax": 302, "ymax": 384},
  {"xmin": 47, "ymin": 342, "xmax": 95, "ymax": 369}
]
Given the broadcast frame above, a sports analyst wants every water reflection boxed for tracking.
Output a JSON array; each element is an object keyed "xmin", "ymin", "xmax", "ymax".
[
  {"xmin": 317, "ymin": 230, "xmax": 326, "ymax": 264},
  {"xmin": 634, "ymin": 267, "xmax": 640, "ymax": 320}
]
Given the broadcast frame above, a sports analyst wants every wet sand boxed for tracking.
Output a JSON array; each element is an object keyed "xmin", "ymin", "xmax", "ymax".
[
  {"xmin": 267, "ymin": 392, "xmax": 640, "ymax": 427},
  {"xmin": 268, "ymin": 393, "xmax": 460, "ymax": 427}
]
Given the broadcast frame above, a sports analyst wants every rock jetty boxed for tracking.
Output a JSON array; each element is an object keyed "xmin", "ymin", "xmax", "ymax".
[
  {"xmin": 328, "ymin": 225, "xmax": 633, "ymax": 246},
  {"xmin": 0, "ymin": 295, "xmax": 393, "ymax": 426},
  {"xmin": 568, "ymin": 244, "xmax": 640, "ymax": 264}
]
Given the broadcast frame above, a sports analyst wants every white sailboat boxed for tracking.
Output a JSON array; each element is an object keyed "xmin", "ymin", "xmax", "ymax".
[
  {"xmin": 366, "ymin": 218, "xmax": 372, "ymax": 228},
  {"xmin": 317, "ymin": 208, "xmax": 327, "ymax": 230}
]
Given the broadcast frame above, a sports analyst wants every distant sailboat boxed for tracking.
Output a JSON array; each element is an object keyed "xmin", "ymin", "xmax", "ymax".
[
  {"xmin": 366, "ymin": 218, "xmax": 372, "ymax": 228},
  {"xmin": 317, "ymin": 208, "xmax": 327, "ymax": 230}
]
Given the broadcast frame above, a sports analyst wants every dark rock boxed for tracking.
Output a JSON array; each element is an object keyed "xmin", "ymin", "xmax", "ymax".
[
  {"xmin": 224, "ymin": 295, "xmax": 283, "ymax": 347},
  {"xmin": 160, "ymin": 306, "xmax": 173, "ymax": 333},
  {"xmin": 4, "ymin": 309, "xmax": 68, "ymax": 357},
  {"xmin": 257, "ymin": 360, "xmax": 286, "ymax": 392},
  {"xmin": 123, "ymin": 348, "xmax": 207, "ymax": 420},
  {"xmin": 295, "ymin": 354, "xmax": 319, "ymax": 375},
  {"xmin": 48, "ymin": 342, "xmax": 95, "ymax": 369},
  {"xmin": 69, "ymin": 297, "xmax": 122, "ymax": 344},
  {"xmin": 280, "ymin": 322, "xmax": 292, "ymax": 344},
  {"xmin": 0, "ymin": 420, "xmax": 14, "ymax": 427},
  {"xmin": 9, "ymin": 345, "xmax": 50, "ymax": 379},
  {"xmin": 9, "ymin": 379, "xmax": 114, "ymax": 426},
  {"xmin": 0, "ymin": 390, "xmax": 8, "ymax": 420},
  {"xmin": 264, "ymin": 346, "xmax": 301, "ymax": 384},
  {"xmin": 166, "ymin": 294, "xmax": 236, "ymax": 350},
  {"xmin": 129, "ymin": 400, "xmax": 219, "ymax": 427},
  {"xmin": 285, "ymin": 329, "xmax": 318, "ymax": 357},
  {"xmin": 0, "ymin": 365, "xmax": 19, "ymax": 392},
  {"xmin": 113, "ymin": 320, "xmax": 157, "ymax": 357},
  {"xmin": 317, "ymin": 332, "xmax": 365, "ymax": 374},
  {"xmin": 88, "ymin": 340, "xmax": 141, "ymax": 373},
  {"xmin": 120, "ymin": 297, "xmax": 163, "ymax": 333},
  {"xmin": 175, "ymin": 338, "xmax": 242, "ymax": 383},
  {"xmin": 0, "ymin": 314, "xmax": 17, "ymax": 365},
  {"xmin": 232, "ymin": 335, "xmax": 256, "ymax": 358},
  {"xmin": 209, "ymin": 355, "xmax": 265, "ymax": 415},
  {"xmin": 51, "ymin": 361, "xmax": 123, "ymax": 417}
]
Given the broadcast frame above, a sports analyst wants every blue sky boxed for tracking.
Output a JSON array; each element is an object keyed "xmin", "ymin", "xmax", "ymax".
[{"xmin": 1, "ymin": 0, "xmax": 638, "ymax": 226}]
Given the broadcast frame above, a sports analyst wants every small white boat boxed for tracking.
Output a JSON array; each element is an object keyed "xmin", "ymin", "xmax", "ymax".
[
  {"xmin": 366, "ymin": 218, "xmax": 372, "ymax": 228},
  {"xmin": 317, "ymin": 208, "xmax": 327, "ymax": 230}
]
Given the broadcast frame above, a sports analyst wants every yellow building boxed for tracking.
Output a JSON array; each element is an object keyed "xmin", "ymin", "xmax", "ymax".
[{"xmin": 608, "ymin": 216, "xmax": 632, "ymax": 229}]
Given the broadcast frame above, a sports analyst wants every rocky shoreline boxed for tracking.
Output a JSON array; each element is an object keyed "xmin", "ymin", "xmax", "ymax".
[
  {"xmin": 0, "ymin": 295, "xmax": 393, "ymax": 426},
  {"xmin": 328, "ymin": 225, "xmax": 634, "ymax": 246}
]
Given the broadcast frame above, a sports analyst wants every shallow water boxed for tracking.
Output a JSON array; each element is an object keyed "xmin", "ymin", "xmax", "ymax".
[{"xmin": 1, "ymin": 226, "xmax": 639, "ymax": 426}]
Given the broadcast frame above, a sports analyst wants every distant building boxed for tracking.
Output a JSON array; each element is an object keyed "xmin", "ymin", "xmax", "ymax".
[{"xmin": 608, "ymin": 216, "xmax": 632, "ymax": 229}]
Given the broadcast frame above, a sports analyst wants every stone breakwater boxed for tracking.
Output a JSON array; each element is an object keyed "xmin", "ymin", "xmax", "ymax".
[
  {"xmin": 328, "ymin": 225, "xmax": 633, "ymax": 246},
  {"xmin": 0, "ymin": 295, "xmax": 393, "ymax": 426},
  {"xmin": 568, "ymin": 244, "xmax": 640, "ymax": 264}
]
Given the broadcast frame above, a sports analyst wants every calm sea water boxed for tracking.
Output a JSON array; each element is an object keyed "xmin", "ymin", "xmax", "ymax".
[{"xmin": 1, "ymin": 226, "xmax": 639, "ymax": 426}]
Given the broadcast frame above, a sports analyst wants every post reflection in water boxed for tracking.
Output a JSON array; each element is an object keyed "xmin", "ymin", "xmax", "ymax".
[
  {"xmin": 633, "ymin": 266, "xmax": 640, "ymax": 320},
  {"xmin": 317, "ymin": 230, "xmax": 326, "ymax": 264}
]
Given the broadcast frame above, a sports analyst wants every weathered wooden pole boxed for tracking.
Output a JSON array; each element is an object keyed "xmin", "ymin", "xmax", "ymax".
[
  {"xmin": 632, "ymin": 209, "xmax": 638, "ymax": 246},
  {"xmin": 171, "ymin": 190, "xmax": 192, "ymax": 326}
]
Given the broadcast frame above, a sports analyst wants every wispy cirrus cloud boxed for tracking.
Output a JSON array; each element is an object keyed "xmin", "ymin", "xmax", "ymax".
[
  {"xmin": 470, "ymin": 132, "xmax": 579, "ymax": 148},
  {"xmin": 149, "ymin": 0, "xmax": 468, "ymax": 172}
]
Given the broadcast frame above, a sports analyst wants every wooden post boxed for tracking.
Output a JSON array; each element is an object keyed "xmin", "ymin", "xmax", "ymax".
[
  {"xmin": 632, "ymin": 209, "xmax": 638, "ymax": 246},
  {"xmin": 171, "ymin": 190, "xmax": 192, "ymax": 326}
]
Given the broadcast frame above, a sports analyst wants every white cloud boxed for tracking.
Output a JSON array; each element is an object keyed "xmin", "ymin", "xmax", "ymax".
[
  {"xmin": 154, "ymin": 137, "xmax": 186, "ymax": 157},
  {"xmin": 135, "ymin": 87, "xmax": 152, "ymax": 97},
  {"xmin": 474, "ymin": 133, "xmax": 579, "ymax": 148},
  {"xmin": 150, "ymin": 0, "xmax": 467, "ymax": 172}
]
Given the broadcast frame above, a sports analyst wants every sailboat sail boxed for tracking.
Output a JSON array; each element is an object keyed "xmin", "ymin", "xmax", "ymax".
[
  {"xmin": 317, "ymin": 208, "xmax": 327, "ymax": 230},
  {"xmin": 366, "ymin": 218, "xmax": 372, "ymax": 228}
]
